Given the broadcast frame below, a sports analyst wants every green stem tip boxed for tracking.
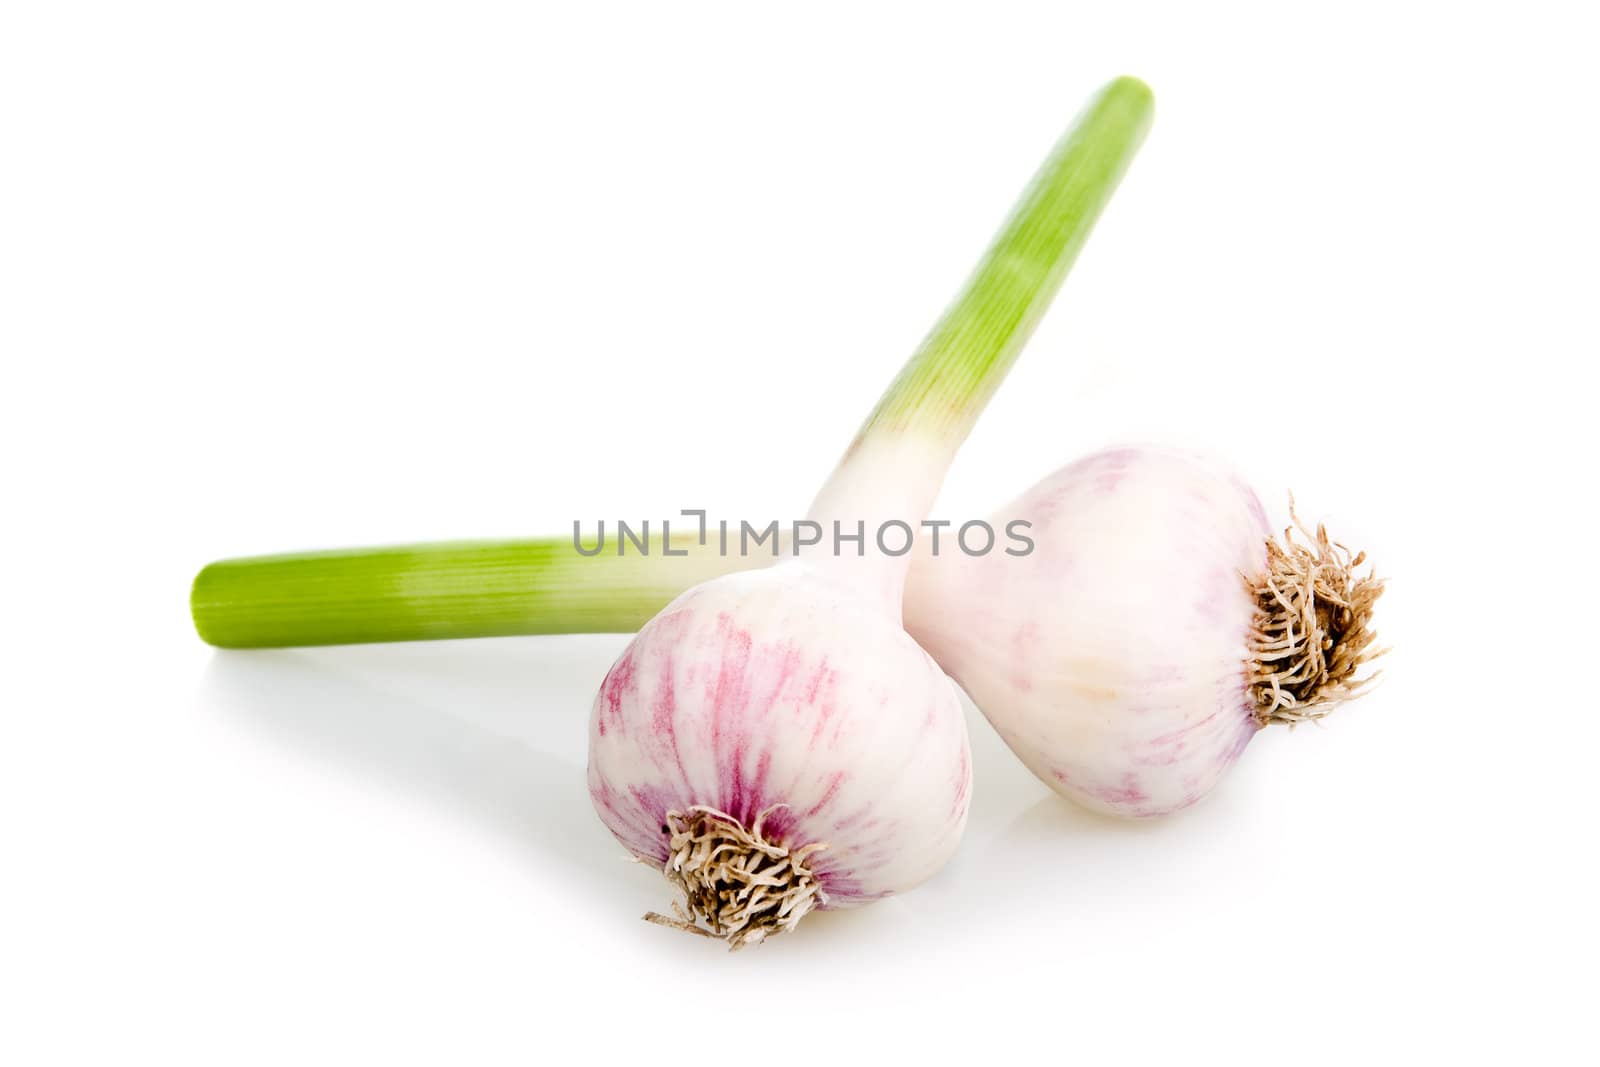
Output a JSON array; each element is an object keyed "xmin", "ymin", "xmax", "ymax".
[{"xmin": 857, "ymin": 75, "xmax": 1153, "ymax": 447}]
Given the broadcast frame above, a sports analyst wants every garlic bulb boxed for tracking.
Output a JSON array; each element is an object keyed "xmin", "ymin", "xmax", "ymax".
[
  {"xmin": 589, "ymin": 565, "xmax": 970, "ymax": 943},
  {"xmin": 906, "ymin": 445, "xmax": 1382, "ymax": 817}
]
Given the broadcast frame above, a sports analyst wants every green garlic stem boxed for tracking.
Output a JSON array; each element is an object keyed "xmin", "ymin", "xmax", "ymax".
[
  {"xmin": 802, "ymin": 76, "xmax": 1152, "ymax": 565},
  {"xmin": 191, "ymin": 535, "xmax": 747, "ymax": 649},
  {"xmin": 853, "ymin": 75, "xmax": 1152, "ymax": 451}
]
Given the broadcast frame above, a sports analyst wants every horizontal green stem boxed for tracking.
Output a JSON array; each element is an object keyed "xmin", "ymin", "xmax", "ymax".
[{"xmin": 192, "ymin": 535, "xmax": 747, "ymax": 648}]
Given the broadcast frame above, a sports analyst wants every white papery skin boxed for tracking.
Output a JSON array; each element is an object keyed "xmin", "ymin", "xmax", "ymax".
[
  {"xmin": 588, "ymin": 564, "xmax": 971, "ymax": 907},
  {"xmin": 906, "ymin": 446, "xmax": 1270, "ymax": 817}
]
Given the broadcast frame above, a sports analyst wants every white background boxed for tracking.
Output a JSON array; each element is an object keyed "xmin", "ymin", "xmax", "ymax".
[{"xmin": 4, "ymin": 2, "xmax": 1597, "ymax": 1063}]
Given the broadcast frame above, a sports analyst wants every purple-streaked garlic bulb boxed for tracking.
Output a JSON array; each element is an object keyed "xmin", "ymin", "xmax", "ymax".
[
  {"xmin": 589, "ymin": 558, "xmax": 969, "ymax": 944},
  {"xmin": 906, "ymin": 445, "xmax": 1383, "ymax": 817}
]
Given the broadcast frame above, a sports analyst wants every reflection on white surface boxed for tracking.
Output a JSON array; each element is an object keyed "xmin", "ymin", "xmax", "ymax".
[
  {"xmin": 196, "ymin": 632, "xmax": 1253, "ymax": 952},
  {"xmin": 203, "ymin": 638, "xmax": 628, "ymax": 897}
]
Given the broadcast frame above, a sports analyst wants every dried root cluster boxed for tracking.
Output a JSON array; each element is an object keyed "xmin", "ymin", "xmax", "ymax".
[
  {"xmin": 1249, "ymin": 509, "xmax": 1385, "ymax": 726},
  {"xmin": 643, "ymin": 804, "xmax": 828, "ymax": 951}
]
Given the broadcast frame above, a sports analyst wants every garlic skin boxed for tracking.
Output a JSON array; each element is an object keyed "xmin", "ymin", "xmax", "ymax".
[
  {"xmin": 588, "ymin": 565, "xmax": 971, "ymax": 909},
  {"xmin": 906, "ymin": 446, "xmax": 1270, "ymax": 817}
]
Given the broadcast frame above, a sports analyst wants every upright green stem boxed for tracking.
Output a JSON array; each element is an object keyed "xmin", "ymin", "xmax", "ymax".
[
  {"xmin": 853, "ymin": 75, "xmax": 1152, "ymax": 450},
  {"xmin": 803, "ymin": 76, "xmax": 1152, "ymax": 563}
]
